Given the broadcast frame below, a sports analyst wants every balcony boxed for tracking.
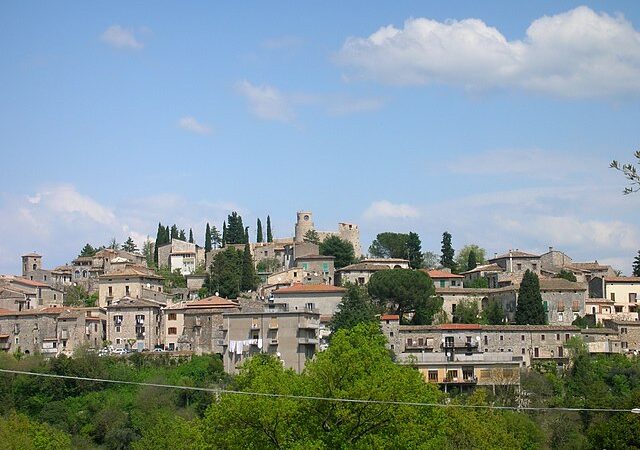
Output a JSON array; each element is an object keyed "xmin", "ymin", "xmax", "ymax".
[
  {"xmin": 406, "ymin": 341, "xmax": 433, "ymax": 350},
  {"xmin": 298, "ymin": 337, "xmax": 319, "ymax": 345},
  {"xmin": 298, "ymin": 321, "xmax": 319, "ymax": 330},
  {"xmin": 442, "ymin": 376, "xmax": 478, "ymax": 385}
]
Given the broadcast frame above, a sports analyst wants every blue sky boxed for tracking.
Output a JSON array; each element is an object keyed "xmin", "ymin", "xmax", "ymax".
[{"xmin": 1, "ymin": 1, "xmax": 639, "ymax": 274}]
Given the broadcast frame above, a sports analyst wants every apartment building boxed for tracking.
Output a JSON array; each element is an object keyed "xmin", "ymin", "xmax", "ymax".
[
  {"xmin": 106, "ymin": 297, "xmax": 163, "ymax": 351},
  {"xmin": 98, "ymin": 266, "xmax": 164, "ymax": 307},
  {"xmin": 589, "ymin": 277, "xmax": 640, "ymax": 320},
  {"xmin": 270, "ymin": 283, "xmax": 346, "ymax": 316}
]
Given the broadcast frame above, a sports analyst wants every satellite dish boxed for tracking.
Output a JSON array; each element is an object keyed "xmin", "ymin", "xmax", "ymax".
[{"xmin": 215, "ymin": 291, "xmax": 219, "ymax": 296}]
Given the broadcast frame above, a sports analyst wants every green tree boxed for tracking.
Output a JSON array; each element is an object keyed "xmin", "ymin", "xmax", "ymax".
[
  {"xmin": 122, "ymin": 236, "xmax": 137, "ymax": 253},
  {"xmin": 423, "ymin": 250, "xmax": 439, "ymax": 269},
  {"xmin": 440, "ymin": 231, "xmax": 456, "ymax": 271},
  {"xmin": 226, "ymin": 212, "xmax": 245, "ymax": 244},
  {"xmin": 482, "ymin": 299, "xmax": 505, "ymax": 325},
  {"xmin": 209, "ymin": 247, "xmax": 243, "ymax": 298},
  {"xmin": 256, "ymin": 257, "xmax": 281, "ymax": 273},
  {"xmin": 303, "ymin": 229, "xmax": 320, "ymax": 245},
  {"xmin": 204, "ymin": 223, "xmax": 212, "ymax": 252},
  {"xmin": 107, "ymin": 237, "xmax": 120, "ymax": 250},
  {"xmin": 467, "ymin": 250, "xmax": 477, "ymax": 271},
  {"xmin": 256, "ymin": 218, "xmax": 263, "ymax": 243},
  {"xmin": 329, "ymin": 284, "xmax": 378, "ymax": 334},
  {"xmin": 79, "ymin": 243, "xmax": 96, "ymax": 257},
  {"xmin": 633, "ymin": 250, "xmax": 640, "ymax": 277},
  {"xmin": 453, "ymin": 300, "xmax": 480, "ymax": 324},
  {"xmin": 222, "ymin": 221, "xmax": 227, "ymax": 246},
  {"xmin": 142, "ymin": 239, "xmax": 153, "ymax": 267},
  {"xmin": 266, "ymin": 215, "xmax": 273, "ymax": 242},
  {"xmin": 179, "ymin": 229, "xmax": 186, "ymax": 241},
  {"xmin": 464, "ymin": 277, "xmax": 489, "ymax": 288},
  {"xmin": 407, "ymin": 232, "xmax": 424, "ymax": 269},
  {"xmin": 244, "ymin": 226, "xmax": 249, "ymax": 244},
  {"xmin": 170, "ymin": 224, "xmax": 179, "ymax": 240},
  {"xmin": 368, "ymin": 269, "xmax": 441, "ymax": 324},
  {"xmin": 319, "ymin": 236, "xmax": 355, "ymax": 269},
  {"xmin": 515, "ymin": 270, "xmax": 546, "ymax": 325},
  {"xmin": 610, "ymin": 150, "xmax": 640, "ymax": 194},
  {"xmin": 369, "ymin": 232, "xmax": 409, "ymax": 259},
  {"xmin": 133, "ymin": 415, "xmax": 206, "ymax": 450},
  {"xmin": 455, "ymin": 244, "xmax": 486, "ymax": 272},
  {"xmin": 64, "ymin": 285, "xmax": 88, "ymax": 307},
  {"xmin": 555, "ymin": 269, "xmax": 577, "ymax": 282},
  {"xmin": 153, "ymin": 223, "xmax": 164, "ymax": 265},
  {"xmin": 211, "ymin": 225, "xmax": 222, "ymax": 249},
  {"xmin": 0, "ymin": 411, "xmax": 72, "ymax": 449},
  {"xmin": 188, "ymin": 228, "xmax": 194, "ymax": 244},
  {"xmin": 241, "ymin": 243, "xmax": 258, "ymax": 292}
]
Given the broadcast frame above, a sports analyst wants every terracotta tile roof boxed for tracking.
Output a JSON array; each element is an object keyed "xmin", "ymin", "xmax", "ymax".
[
  {"xmin": 380, "ymin": 314, "xmax": 399, "ymax": 321},
  {"xmin": 605, "ymin": 277, "xmax": 640, "ymax": 283},
  {"xmin": 337, "ymin": 263, "xmax": 390, "ymax": 272},
  {"xmin": 423, "ymin": 269, "xmax": 464, "ymax": 279},
  {"xmin": 438, "ymin": 323, "xmax": 482, "ymax": 330},
  {"xmin": 185, "ymin": 296, "xmax": 239, "ymax": 309},
  {"xmin": 0, "ymin": 307, "xmax": 66, "ymax": 317},
  {"xmin": 10, "ymin": 277, "xmax": 50, "ymax": 288},
  {"xmin": 0, "ymin": 334, "xmax": 9, "ymax": 339},
  {"xmin": 435, "ymin": 288, "xmax": 492, "ymax": 295},
  {"xmin": 273, "ymin": 283, "xmax": 346, "ymax": 294},
  {"xmin": 482, "ymin": 325, "xmax": 579, "ymax": 332}
]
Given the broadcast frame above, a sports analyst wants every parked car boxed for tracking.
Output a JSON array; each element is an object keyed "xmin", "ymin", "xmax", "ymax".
[
  {"xmin": 112, "ymin": 348, "xmax": 127, "ymax": 355},
  {"xmin": 152, "ymin": 348, "xmax": 164, "ymax": 353}
]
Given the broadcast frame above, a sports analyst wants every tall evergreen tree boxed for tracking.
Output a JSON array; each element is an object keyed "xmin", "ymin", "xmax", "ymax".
[
  {"xmin": 188, "ymin": 228, "xmax": 194, "ymax": 244},
  {"xmin": 633, "ymin": 250, "xmax": 640, "ymax": 277},
  {"xmin": 222, "ymin": 221, "xmax": 227, "ymax": 246},
  {"xmin": 515, "ymin": 270, "xmax": 546, "ymax": 325},
  {"xmin": 170, "ymin": 225, "xmax": 179, "ymax": 240},
  {"xmin": 211, "ymin": 225, "xmax": 222, "ymax": 249},
  {"xmin": 209, "ymin": 247, "xmax": 243, "ymax": 298},
  {"xmin": 407, "ymin": 232, "xmax": 424, "ymax": 269},
  {"xmin": 226, "ymin": 212, "xmax": 245, "ymax": 244},
  {"xmin": 164, "ymin": 225, "xmax": 170, "ymax": 244},
  {"xmin": 153, "ymin": 223, "xmax": 164, "ymax": 265},
  {"xmin": 266, "ymin": 215, "xmax": 273, "ymax": 242},
  {"xmin": 179, "ymin": 229, "xmax": 186, "ymax": 241},
  {"xmin": 440, "ymin": 231, "xmax": 456, "ymax": 271},
  {"xmin": 467, "ymin": 250, "xmax": 477, "ymax": 271},
  {"xmin": 329, "ymin": 284, "xmax": 378, "ymax": 334},
  {"xmin": 79, "ymin": 243, "xmax": 96, "ymax": 257},
  {"xmin": 241, "ymin": 243, "xmax": 257, "ymax": 291},
  {"xmin": 122, "ymin": 237, "xmax": 138, "ymax": 253},
  {"xmin": 256, "ymin": 219, "xmax": 263, "ymax": 243},
  {"xmin": 244, "ymin": 226, "xmax": 249, "ymax": 244},
  {"xmin": 205, "ymin": 223, "xmax": 212, "ymax": 252}
]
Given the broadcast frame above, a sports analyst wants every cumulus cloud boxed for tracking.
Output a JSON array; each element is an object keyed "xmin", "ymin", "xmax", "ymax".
[
  {"xmin": 177, "ymin": 116, "xmax": 213, "ymax": 135},
  {"xmin": 235, "ymin": 80, "xmax": 295, "ymax": 122},
  {"xmin": 337, "ymin": 6, "xmax": 640, "ymax": 97},
  {"xmin": 363, "ymin": 200, "xmax": 420, "ymax": 220},
  {"xmin": 100, "ymin": 25, "xmax": 146, "ymax": 50}
]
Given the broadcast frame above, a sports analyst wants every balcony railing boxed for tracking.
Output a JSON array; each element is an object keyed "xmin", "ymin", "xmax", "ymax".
[
  {"xmin": 298, "ymin": 337, "xmax": 319, "ymax": 345},
  {"xmin": 298, "ymin": 321, "xmax": 319, "ymax": 329},
  {"xmin": 406, "ymin": 342, "xmax": 433, "ymax": 350}
]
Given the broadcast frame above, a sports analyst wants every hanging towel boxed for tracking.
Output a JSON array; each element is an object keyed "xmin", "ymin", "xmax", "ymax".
[{"xmin": 257, "ymin": 338, "xmax": 263, "ymax": 350}]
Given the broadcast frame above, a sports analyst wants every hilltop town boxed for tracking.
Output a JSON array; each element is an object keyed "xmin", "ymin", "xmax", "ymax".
[{"xmin": 2, "ymin": 209, "xmax": 640, "ymax": 388}]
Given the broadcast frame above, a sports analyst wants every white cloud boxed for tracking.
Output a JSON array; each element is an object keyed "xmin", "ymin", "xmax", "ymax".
[
  {"xmin": 337, "ymin": 6, "xmax": 640, "ymax": 97},
  {"xmin": 178, "ymin": 116, "xmax": 213, "ymax": 135},
  {"xmin": 363, "ymin": 200, "xmax": 420, "ymax": 220},
  {"xmin": 36, "ymin": 185, "xmax": 116, "ymax": 225},
  {"xmin": 101, "ymin": 25, "xmax": 145, "ymax": 50},
  {"xmin": 235, "ymin": 80, "xmax": 295, "ymax": 122}
]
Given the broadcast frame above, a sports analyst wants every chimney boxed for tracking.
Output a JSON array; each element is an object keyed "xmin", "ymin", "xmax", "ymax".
[{"xmin": 549, "ymin": 246, "xmax": 553, "ymax": 252}]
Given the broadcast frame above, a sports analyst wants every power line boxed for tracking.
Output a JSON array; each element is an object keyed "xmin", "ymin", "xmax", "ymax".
[{"xmin": 0, "ymin": 368, "xmax": 635, "ymax": 414}]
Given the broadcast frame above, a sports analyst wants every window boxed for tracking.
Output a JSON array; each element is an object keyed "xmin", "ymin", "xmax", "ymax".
[
  {"xmin": 484, "ymin": 336, "xmax": 488, "ymax": 345},
  {"xmin": 53, "ymin": 294, "xmax": 57, "ymax": 301},
  {"xmin": 558, "ymin": 346, "xmax": 564, "ymax": 358},
  {"xmin": 558, "ymin": 312, "xmax": 564, "ymax": 322},
  {"xmin": 532, "ymin": 263, "xmax": 537, "ymax": 271},
  {"xmin": 322, "ymin": 263, "xmax": 329, "ymax": 273},
  {"xmin": 516, "ymin": 263, "xmax": 522, "ymax": 270},
  {"xmin": 428, "ymin": 370, "xmax": 438, "ymax": 382},
  {"xmin": 565, "ymin": 333, "xmax": 570, "ymax": 341},
  {"xmin": 305, "ymin": 302, "xmax": 315, "ymax": 310},
  {"xmin": 168, "ymin": 327, "xmax": 177, "ymax": 335},
  {"xmin": 499, "ymin": 335, "xmax": 504, "ymax": 341},
  {"xmin": 556, "ymin": 333, "xmax": 560, "ymax": 340},
  {"xmin": 611, "ymin": 293, "xmax": 616, "ymax": 301},
  {"xmin": 446, "ymin": 370, "xmax": 458, "ymax": 381},
  {"xmin": 108, "ymin": 286, "xmax": 113, "ymax": 296},
  {"xmin": 630, "ymin": 293, "xmax": 637, "ymax": 303},
  {"xmin": 125, "ymin": 285, "xmax": 130, "ymax": 295},
  {"xmin": 115, "ymin": 326, "xmax": 121, "ymax": 333},
  {"xmin": 168, "ymin": 313, "xmax": 177, "ymax": 321},
  {"xmin": 116, "ymin": 338, "xmax": 121, "ymax": 344},
  {"xmin": 521, "ymin": 334, "xmax": 525, "ymax": 341},
  {"xmin": 541, "ymin": 334, "xmax": 545, "ymax": 341},
  {"xmin": 534, "ymin": 347, "xmax": 539, "ymax": 357},
  {"xmin": 521, "ymin": 348, "xmax": 525, "ymax": 354},
  {"xmin": 439, "ymin": 280, "xmax": 446, "ymax": 288},
  {"xmin": 302, "ymin": 263, "xmax": 308, "ymax": 270},
  {"xmin": 389, "ymin": 331, "xmax": 394, "ymax": 337}
]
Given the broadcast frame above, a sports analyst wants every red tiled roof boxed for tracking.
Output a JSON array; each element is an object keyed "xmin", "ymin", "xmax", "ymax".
[
  {"xmin": 380, "ymin": 314, "xmax": 399, "ymax": 321},
  {"xmin": 11, "ymin": 277, "xmax": 49, "ymax": 288},
  {"xmin": 423, "ymin": 269, "xmax": 464, "ymax": 279},
  {"xmin": 605, "ymin": 277, "xmax": 640, "ymax": 283},
  {"xmin": 186, "ymin": 296, "xmax": 239, "ymax": 309},
  {"xmin": 274, "ymin": 283, "xmax": 346, "ymax": 294},
  {"xmin": 437, "ymin": 323, "xmax": 482, "ymax": 330},
  {"xmin": 0, "ymin": 307, "xmax": 65, "ymax": 317}
]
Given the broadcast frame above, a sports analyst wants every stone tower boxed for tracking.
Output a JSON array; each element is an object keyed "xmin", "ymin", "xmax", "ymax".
[
  {"xmin": 22, "ymin": 253, "xmax": 42, "ymax": 277},
  {"xmin": 294, "ymin": 211, "xmax": 314, "ymax": 242},
  {"xmin": 338, "ymin": 223, "xmax": 362, "ymax": 257}
]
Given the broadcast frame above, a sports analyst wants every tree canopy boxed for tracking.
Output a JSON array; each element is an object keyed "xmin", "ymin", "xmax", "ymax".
[
  {"xmin": 319, "ymin": 236, "xmax": 355, "ymax": 269},
  {"xmin": 204, "ymin": 223, "xmax": 212, "ymax": 252},
  {"xmin": 369, "ymin": 232, "xmax": 409, "ymax": 259},
  {"xmin": 225, "ymin": 212, "xmax": 246, "ymax": 245},
  {"xmin": 455, "ymin": 244, "xmax": 486, "ymax": 273},
  {"xmin": 368, "ymin": 269, "xmax": 440, "ymax": 324},
  {"xmin": 515, "ymin": 270, "xmax": 546, "ymax": 325},
  {"xmin": 482, "ymin": 299, "xmax": 505, "ymax": 325},
  {"xmin": 555, "ymin": 269, "xmax": 577, "ymax": 282},
  {"xmin": 256, "ymin": 218, "xmax": 263, "ymax": 243},
  {"xmin": 79, "ymin": 243, "xmax": 97, "ymax": 257},
  {"xmin": 122, "ymin": 236, "xmax": 138, "ymax": 253},
  {"xmin": 303, "ymin": 229, "xmax": 321, "ymax": 245},
  {"xmin": 453, "ymin": 300, "xmax": 480, "ymax": 324},
  {"xmin": 440, "ymin": 232, "xmax": 456, "ymax": 271},
  {"xmin": 266, "ymin": 215, "xmax": 273, "ymax": 243},
  {"xmin": 329, "ymin": 284, "xmax": 378, "ymax": 334},
  {"xmin": 633, "ymin": 250, "xmax": 640, "ymax": 277},
  {"xmin": 205, "ymin": 247, "xmax": 243, "ymax": 298},
  {"xmin": 610, "ymin": 150, "xmax": 640, "ymax": 194}
]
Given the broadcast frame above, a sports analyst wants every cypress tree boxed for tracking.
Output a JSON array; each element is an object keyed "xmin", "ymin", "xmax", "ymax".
[
  {"xmin": 153, "ymin": 222, "xmax": 163, "ymax": 265},
  {"xmin": 244, "ymin": 226, "xmax": 249, "ymax": 244},
  {"xmin": 171, "ymin": 225, "xmax": 179, "ymax": 240},
  {"xmin": 188, "ymin": 228, "xmax": 194, "ymax": 244},
  {"xmin": 266, "ymin": 215, "xmax": 273, "ymax": 243},
  {"xmin": 241, "ymin": 243, "xmax": 257, "ymax": 291},
  {"xmin": 515, "ymin": 270, "xmax": 546, "ymax": 325},
  {"xmin": 205, "ymin": 223, "xmax": 212, "ymax": 252},
  {"xmin": 440, "ymin": 231, "xmax": 456, "ymax": 271},
  {"xmin": 164, "ymin": 226, "xmax": 170, "ymax": 244},
  {"xmin": 407, "ymin": 232, "xmax": 424, "ymax": 269},
  {"xmin": 179, "ymin": 229, "xmax": 186, "ymax": 241},
  {"xmin": 633, "ymin": 250, "xmax": 640, "ymax": 277},
  {"xmin": 222, "ymin": 221, "xmax": 227, "ymax": 246},
  {"xmin": 467, "ymin": 250, "xmax": 477, "ymax": 271},
  {"xmin": 211, "ymin": 225, "xmax": 221, "ymax": 249},
  {"xmin": 256, "ymin": 219, "xmax": 263, "ymax": 243},
  {"xmin": 226, "ymin": 212, "xmax": 245, "ymax": 244}
]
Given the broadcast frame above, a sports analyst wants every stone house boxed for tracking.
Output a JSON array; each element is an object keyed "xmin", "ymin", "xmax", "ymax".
[
  {"xmin": 106, "ymin": 297, "xmax": 163, "ymax": 351},
  {"xmin": 362, "ymin": 258, "xmax": 410, "ymax": 269},
  {"xmin": 55, "ymin": 308, "xmax": 106, "ymax": 355},
  {"xmin": 580, "ymin": 327, "xmax": 621, "ymax": 354},
  {"xmin": 98, "ymin": 265, "xmax": 164, "ymax": 307},
  {"xmin": 157, "ymin": 238, "xmax": 205, "ymax": 275},
  {"xmin": 335, "ymin": 262, "xmax": 390, "ymax": 286},
  {"xmin": 434, "ymin": 288, "xmax": 491, "ymax": 320},
  {"xmin": 604, "ymin": 320, "xmax": 640, "ymax": 354},
  {"xmin": 295, "ymin": 255, "xmax": 335, "ymax": 285},
  {"xmin": 3, "ymin": 277, "xmax": 63, "ymax": 309},
  {"xmin": 0, "ymin": 307, "xmax": 62, "ymax": 356},
  {"xmin": 221, "ymin": 305, "xmax": 320, "ymax": 374},
  {"xmin": 164, "ymin": 296, "xmax": 240, "ymax": 353},
  {"xmin": 460, "ymin": 263, "xmax": 504, "ymax": 288},
  {"xmin": 487, "ymin": 250, "xmax": 541, "ymax": 287},
  {"xmin": 588, "ymin": 277, "xmax": 640, "ymax": 319},
  {"xmin": 539, "ymin": 247, "xmax": 615, "ymax": 283},
  {"xmin": 424, "ymin": 269, "xmax": 464, "ymax": 289},
  {"xmin": 270, "ymin": 283, "xmax": 346, "ymax": 317}
]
